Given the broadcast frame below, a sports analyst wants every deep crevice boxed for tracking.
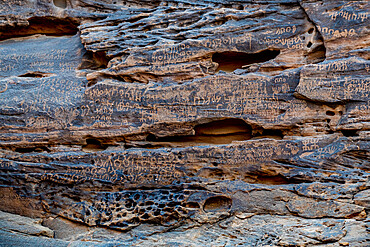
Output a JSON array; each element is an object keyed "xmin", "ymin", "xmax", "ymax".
[
  {"xmin": 82, "ymin": 138, "xmax": 108, "ymax": 152},
  {"xmin": 326, "ymin": 111, "xmax": 335, "ymax": 116},
  {"xmin": 261, "ymin": 129, "xmax": 284, "ymax": 139},
  {"xmin": 340, "ymin": 130, "xmax": 359, "ymax": 137},
  {"xmin": 79, "ymin": 51, "xmax": 110, "ymax": 71},
  {"xmin": 212, "ymin": 50, "xmax": 280, "ymax": 72},
  {"xmin": 53, "ymin": 0, "xmax": 68, "ymax": 9},
  {"xmin": 0, "ymin": 17, "xmax": 78, "ymax": 41},
  {"xmin": 195, "ymin": 119, "xmax": 251, "ymax": 135},
  {"xmin": 18, "ymin": 71, "xmax": 54, "ymax": 78}
]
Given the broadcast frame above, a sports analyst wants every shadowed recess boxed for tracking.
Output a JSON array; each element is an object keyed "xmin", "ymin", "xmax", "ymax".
[
  {"xmin": 18, "ymin": 71, "xmax": 54, "ymax": 78},
  {"xmin": 259, "ymin": 129, "xmax": 284, "ymax": 139},
  {"xmin": 82, "ymin": 138, "xmax": 107, "ymax": 152},
  {"xmin": 203, "ymin": 196, "xmax": 232, "ymax": 212},
  {"xmin": 146, "ymin": 119, "xmax": 252, "ymax": 146},
  {"xmin": 79, "ymin": 51, "xmax": 109, "ymax": 71},
  {"xmin": 340, "ymin": 130, "xmax": 359, "ymax": 137},
  {"xmin": 195, "ymin": 119, "xmax": 251, "ymax": 135},
  {"xmin": 306, "ymin": 42, "xmax": 326, "ymax": 64},
  {"xmin": 0, "ymin": 17, "xmax": 78, "ymax": 41},
  {"xmin": 212, "ymin": 50, "xmax": 280, "ymax": 72}
]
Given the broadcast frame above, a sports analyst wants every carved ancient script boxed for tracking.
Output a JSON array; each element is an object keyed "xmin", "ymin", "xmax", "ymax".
[{"xmin": 0, "ymin": 0, "xmax": 369, "ymax": 246}]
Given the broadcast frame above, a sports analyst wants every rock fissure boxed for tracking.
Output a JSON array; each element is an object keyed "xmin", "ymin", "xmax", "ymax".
[{"xmin": 212, "ymin": 50, "xmax": 281, "ymax": 72}]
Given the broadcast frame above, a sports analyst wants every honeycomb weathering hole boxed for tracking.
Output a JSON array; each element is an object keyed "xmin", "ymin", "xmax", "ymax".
[
  {"xmin": 53, "ymin": 0, "xmax": 67, "ymax": 9},
  {"xmin": 212, "ymin": 50, "xmax": 280, "ymax": 72},
  {"xmin": 203, "ymin": 196, "xmax": 232, "ymax": 212}
]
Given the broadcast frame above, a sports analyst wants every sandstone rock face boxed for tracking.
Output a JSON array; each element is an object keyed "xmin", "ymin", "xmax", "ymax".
[{"xmin": 0, "ymin": 0, "xmax": 369, "ymax": 246}]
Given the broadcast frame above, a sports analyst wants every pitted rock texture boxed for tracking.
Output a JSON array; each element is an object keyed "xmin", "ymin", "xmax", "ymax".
[{"xmin": 0, "ymin": 0, "xmax": 369, "ymax": 246}]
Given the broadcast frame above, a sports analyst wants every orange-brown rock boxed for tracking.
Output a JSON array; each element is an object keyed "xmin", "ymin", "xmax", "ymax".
[{"xmin": 0, "ymin": 0, "xmax": 369, "ymax": 246}]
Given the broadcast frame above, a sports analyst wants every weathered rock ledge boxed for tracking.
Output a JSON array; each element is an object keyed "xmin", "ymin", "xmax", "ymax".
[{"xmin": 0, "ymin": 0, "xmax": 369, "ymax": 246}]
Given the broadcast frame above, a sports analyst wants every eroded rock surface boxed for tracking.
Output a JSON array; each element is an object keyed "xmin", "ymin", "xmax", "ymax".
[{"xmin": 0, "ymin": 0, "xmax": 369, "ymax": 246}]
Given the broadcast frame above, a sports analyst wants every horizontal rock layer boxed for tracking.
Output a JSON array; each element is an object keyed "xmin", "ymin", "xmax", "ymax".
[{"xmin": 0, "ymin": 0, "xmax": 369, "ymax": 246}]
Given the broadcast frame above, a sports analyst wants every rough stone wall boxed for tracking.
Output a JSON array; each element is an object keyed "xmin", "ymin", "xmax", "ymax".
[{"xmin": 0, "ymin": 0, "xmax": 369, "ymax": 246}]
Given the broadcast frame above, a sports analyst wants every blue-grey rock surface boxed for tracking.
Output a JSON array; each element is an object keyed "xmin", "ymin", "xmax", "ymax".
[{"xmin": 0, "ymin": 0, "xmax": 369, "ymax": 246}]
